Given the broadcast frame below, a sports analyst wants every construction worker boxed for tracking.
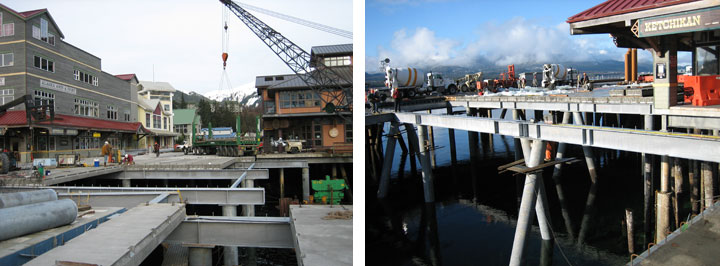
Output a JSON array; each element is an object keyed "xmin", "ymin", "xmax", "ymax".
[
  {"xmin": 532, "ymin": 72, "xmax": 538, "ymax": 87},
  {"xmin": 154, "ymin": 142, "xmax": 160, "ymax": 157},
  {"xmin": 122, "ymin": 154, "xmax": 135, "ymax": 165},
  {"xmin": 392, "ymin": 87, "xmax": 401, "ymax": 112},
  {"xmin": 101, "ymin": 141, "xmax": 112, "ymax": 167},
  {"xmin": 368, "ymin": 89, "xmax": 380, "ymax": 114}
]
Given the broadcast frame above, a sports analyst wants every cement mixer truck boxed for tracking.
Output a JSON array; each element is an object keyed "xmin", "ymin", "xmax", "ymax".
[
  {"xmin": 541, "ymin": 64, "xmax": 577, "ymax": 89},
  {"xmin": 381, "ymin": 58, "xmax": 458, "ymax": 98}
]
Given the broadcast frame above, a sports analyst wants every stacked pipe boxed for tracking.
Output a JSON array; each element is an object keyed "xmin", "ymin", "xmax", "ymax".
[
  {"xmin": 631, "ymin": 48, "xmax": 638, "ymax": 82},
  {"xmin": 624, "ymin": 49, "xmax": 631, "ymax": 82},
  {"xmin": 0, "ymin": 189, "xmax": 77, "ymax": 241}
]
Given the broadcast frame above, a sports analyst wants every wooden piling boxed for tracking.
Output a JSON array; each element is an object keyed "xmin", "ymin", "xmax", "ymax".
[
  {"xmin": 397, "ymin": 133, "xmax": 409, "ymax": 180},
  {"xmin": 427, "ymin": 110, "xmax": 436, "ymax": 168},
  {"xmin": 626, "ymin": 208, "xmax": 634, "ymax": 254},
  {"xmin": 656, "ymin": 191, "xmax": 671, "ymax": 242},
  {"xmin": 702, "ymin": 161, "xmax": 714, "ymax": 210},
  {"xmin": 552, "ymin": 112, "xmax": 575, "ymax": 240},
  {"xmin": 446, "ymin": 102, "xmax": 457, "ymax": 165},
  {"xmin": 416, "ymin": 125, "xmax": 436, "ymax": 203},
  {"xmin": 377, "ymin": 123, "xmax": 399, "ymax": 199},
  {"xmin": 574, "ymin": 112, "xmax": 601, "ymax": 245},
  {"xmin": 690, "ymin": 159, "xmax": 699, "ymax": 214},
  {"xmin": 643, "ymin": 114, "xmax": 654, "ymax": 246}
]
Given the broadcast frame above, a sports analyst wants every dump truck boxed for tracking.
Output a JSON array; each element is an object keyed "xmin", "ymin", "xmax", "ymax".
[
  {"xmin": 185, "ymin": 115, "xmax": 262, "ymax": 156},
  {"xmin": 382, "ymin": 58, "xmax": 458, "ymax": 98}
]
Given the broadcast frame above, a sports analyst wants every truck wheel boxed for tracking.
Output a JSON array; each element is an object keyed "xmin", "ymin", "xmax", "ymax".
[
  {"xmin": 453, "ymin": 85, "xmax": 461, "ymax": 94},
  {"xmin": 0, "ymin": 153, "xmax": 9, "ymax": 174},
  {"xmin": 407, "ymin": 89, "xmax": 416, "ymax": 98},
  {"xmin": 380, "ymin": 94, "xmax": 387, "ymax": 102},
  {"xmin": 291, "ymin": 147, "xmax": 299, "ymax": 154}
]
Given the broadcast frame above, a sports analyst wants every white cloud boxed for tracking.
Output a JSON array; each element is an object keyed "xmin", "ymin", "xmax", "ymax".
[{"xmin": 367, "ymin": 17, "xmax": 625, "ymax": 72}]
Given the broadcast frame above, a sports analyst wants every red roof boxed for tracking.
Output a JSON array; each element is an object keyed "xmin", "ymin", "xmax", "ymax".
[
  {"xmin": 115, "ymin": 74, "xmax": 137, "ymax": 81},
  {"xmin": 0, "ymin": 111, "xmax": 150, "ymax": 133},
  {"xmin": 0, "ymin": 3, "xmax": 46, "ymax": 18},
  {"xmin": 567, "ymin": 0, "xmax": 699, "ymax": 23}
]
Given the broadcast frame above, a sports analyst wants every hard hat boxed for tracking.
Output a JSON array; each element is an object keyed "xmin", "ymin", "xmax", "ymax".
[{"xmin": 105, "ymin": 141, "xmax": 109, "ymax": 144}]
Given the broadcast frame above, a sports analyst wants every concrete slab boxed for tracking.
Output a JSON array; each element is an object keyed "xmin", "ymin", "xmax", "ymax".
[
  {"xmin": 26, "ymin": 203, "xmax": 186, "ymax": 266},
  {"xmin": 0, "ymin": 207, "xmax": 124, "ymax": 266},
  {"xmin": 116, "ymin": 168, "xmax": 269, "ymax": 180},
  {"xmin": 289, "ymin": 205, "xmax": 352, "ymax": 266},
  {"xmin": 633, "ymin": 202, "xmax": 720, "ymax": 266},
  {"xmin": 128, "ymin": 152, "xmax": 237, "ymax": 170},
  {"xmin": 257, "ymin": 153, "xmax": 352, "ymax": 164}
]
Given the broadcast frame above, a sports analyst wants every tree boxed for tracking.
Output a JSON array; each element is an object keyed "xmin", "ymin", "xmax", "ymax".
[{"xmin": 179, "ymin": 94, "xmax": 187, "ymax": 109}]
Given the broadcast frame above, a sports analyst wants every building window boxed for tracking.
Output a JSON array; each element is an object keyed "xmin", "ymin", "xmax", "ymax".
[
  {"xmin": 0, "ymin": 77, "xmax": 4, "ymax": 86},
  {"xmin": 74, "ymin": 98, "xmax": 98, "ymax": 117},
  {"xmin": 33, "ymin": 90, "xmax": 55, "ymax": 115},
  {"xmin": 106, "ymin": 105, "xmax": 117, "ymax": 120},
  {"xmin": 124, "ymin": 112, "xmax": 130, "ymax": 121},
  {"xmin": 73, "ymin": 70, "xmax": 98, "ymax": 86},
  {"xmin": 153, "ymin": 114, "xmax": 161, "ymax": 129},
  {"xmin": 0, "ymin": 53, "xmax": 13, "ymax": 67},
  {"xmin": 146, "ymin": 113, "xmax": 151, "ymax": 126},
  {"xmin": 345, "ymin": 123, "xmax": 352, "ymax": 143},
  {"xmin": 264, "ymin": 77, "xmax": 273, "ymax": 81},
  {"xmin": 164, "ymin": 104, "xmax": 170, "ymax": 111},
  {"xmin": 314, "ymin": 124, "xmax": 322, "ymax": 147},
  {"xmin": 264, "ymin": 101, "xmax": 275, "ymax": 114},
  {"xmin": 0, "ymin": 13, "xmax": 14, "ymax": 37},
  {"xmin": 696, "ymin": 45, "xmax": 719, "ymax": 76},
  {"xmin": 33, "ymin": 56, "xmax": 54, "ymax": 72},
  {"xmin": 163, "ymin": 117, "xmax": 168, "ymax": 129},
  {"xmin": 0, "ymin": 89, "xmax": 13, "ymax": 105},
  {"xmin": 279, "ymin": 90, "xmax": 321, "ymax": 109},
  {"xmin": 322, "ymin": 56, "xmax": 351, "ymax": 67},
  {"xmin": 32, "ymin": 19, "xmax": 55, "ymax": 46}
]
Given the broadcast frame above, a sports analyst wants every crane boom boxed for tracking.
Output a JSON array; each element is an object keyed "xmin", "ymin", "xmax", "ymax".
[
  {"xmin": 219, "ymin": 0, "xmax": 352, "ymax": 114},
  {"xmin": 237, "ymin": 2, "xmax": 352, "ymax": 39}
]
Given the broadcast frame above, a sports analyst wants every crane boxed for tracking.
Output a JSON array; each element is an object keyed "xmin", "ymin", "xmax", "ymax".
[
  {"xmin": 219, "ymin": 0, "xmax": 352, "ymax": 115},
  {"xmin": 236, "ymin": 2, "xmax": 352, "ymax": 39}
]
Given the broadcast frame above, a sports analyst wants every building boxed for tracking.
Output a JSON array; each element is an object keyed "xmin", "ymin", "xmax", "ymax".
[
  {"xmin": 255, "ymin": 43, "xmax": 353, "ymax": 154},
  {"xmin": 173, "ymin": 108, "xmax": 201, "ymax": 140},
  {"xmin": 0, "ymin": 4, "xmax": 147, "ymax": 162},
  {"xmin": 136, "ymin": 81, "xmax": 177, "ymax": 150},
  {"xmin": 568, "ymin": 0, "xmax": 720, "ymax": 109}
]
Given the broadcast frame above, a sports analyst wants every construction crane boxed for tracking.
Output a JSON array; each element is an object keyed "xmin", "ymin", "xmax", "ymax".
[
  {"xmin": 236, "ymin": 2, "xmax": 352, "ymax": 39},
  {"xmin": 219, "ymin": 0, "xmax": 352, "ymax": 115}
]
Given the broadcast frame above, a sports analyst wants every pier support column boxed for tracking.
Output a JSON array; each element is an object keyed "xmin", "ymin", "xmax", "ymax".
[
  {"xmin": 512, "ymin": 109, "xmax": 523, "ymax": 208},
  {"xmin": 427, "ymin": 110, "xmax": 436, "ymax": 169},
  {"xmin": 551, "ymin": 111, "xmax": 575, "ymax": 240},
  {"xmin": 407, "ymin": 124, "xmax": 435, "ymax": 203},
  {"xmin": 302, "ymin": 167, "xmax": 310, "ymax": 202},
  {"xmin": 378, "ymin": 122, "xmax": 399, "ymax": 199},
  {"xmin": 188, "ymin": 245, "xmax": 214, "ymax": 266},
  {"xmin": 242, "ymin": 179, "xmax": 257, "ymax": 266},
  {"xmin": 221, "ymin": 205, "xmax": 239, "ymax": 266},
  {"xmin": 509, "ymin": 139, "xmax": 546, "ymax": 266},
  {"xmin": 702, "ymin": 161, "xmax": 714, "ymax": 210},
  {"xmin": 657, "ymin": 156, "xmax": 672, "ymax": 242},
  {"xmin": 642, "ymin": 114, "xmax": 654, "ymax": 246},
  {"xmin": 467, "ymin": 107, "xmax": 480, "ymax": 200},
  {"xmin": 122, "ymin": 179, "xmax": 131, "ymax": 187},
  {"xmin": 339, "ymin": 164, "xmax": 352, "ymax": 202},
  {"xmin": 652, "ymin": 36, "xmax": 678, "ymax": 109},
  {"xmin": 446, "ymin": 102, "xmax": 457, "ymax": 165},
  {"xmin": 280, "ymin": 168, "xmax": 285, "ymax": 198},
  {"xmin": 574, "ymin": 112, "xmax": 600, "ymax": 246}
]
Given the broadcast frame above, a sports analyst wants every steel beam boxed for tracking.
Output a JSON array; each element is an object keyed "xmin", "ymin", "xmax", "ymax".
[
  {"xmin": 393, "ymin": 112, "xmax": 720, "ymax": 162},
  {"xmin": 165, "ymin": 216, "xmax": 293, "ymax": 249},
  {"xmin": 116, "ymin": 169, "xmax": 268, "ymax": 180},
  {"xmin": 233, "ymin": 160, "xmax": 308, "ymax": 169},
  {"xmin": 450, "ymin": 100, "xmax": 653, "ymax": 115},
  {"xmin": 3, "ymin": 186, "xmax": 265, "ymax": 207}
]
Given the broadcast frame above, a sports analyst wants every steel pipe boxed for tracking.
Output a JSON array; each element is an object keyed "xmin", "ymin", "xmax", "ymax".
[
  {"xmin": 0, "ymin": 189, "xmax": 58, "ymax": 209},
  {"xmin": 0, "ymin": 199, "xmax": 77, "ymax": 241}
]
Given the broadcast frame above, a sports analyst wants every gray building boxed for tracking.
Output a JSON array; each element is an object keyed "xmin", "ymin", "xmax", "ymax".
[{"xmin": 0, "ymin": 4, "xmax": 146, "ymax": 162}]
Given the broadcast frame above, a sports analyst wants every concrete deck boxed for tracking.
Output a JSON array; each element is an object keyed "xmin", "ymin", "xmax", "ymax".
[
  {"xmin": 26, "ymin": 203, "xmax": 185, "ymax": 266},
  {"xmin": 257, "ymin": 152, "xmax": 352, "ymax": 164},
  {"xmin": 633, "ymin": 201, "xmax": 720, "ymax": 266},
  {"xmin": 127, "ymin": 152, "xmax": 237, "ymax": 170},
  {"xmin": 289, "ymin": 205, "xmax": 352, "ymax": 266},
  {"xmin": 0, "ymin": 207, "xmax": 124, "ymax": 266}
]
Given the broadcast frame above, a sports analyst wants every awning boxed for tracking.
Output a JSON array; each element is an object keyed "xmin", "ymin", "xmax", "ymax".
[
  {"xmin": 148, "ymin": 128, "xmax": 180, "ymax": 137},
  {"xmin": 0, "ymin": 110, "xmax": 151, "ymax": 134}
]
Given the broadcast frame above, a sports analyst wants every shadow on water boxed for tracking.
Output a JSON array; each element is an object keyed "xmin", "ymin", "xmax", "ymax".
[{"xmin": 367, "ymin": 109, "xmax": 639, "ymax": 266}]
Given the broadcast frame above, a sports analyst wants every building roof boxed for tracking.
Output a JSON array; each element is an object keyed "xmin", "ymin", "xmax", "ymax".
[
  {"xmin": 173, "ymin": 109, "xmax": 197, "ymax": 125},
  {"xmin": 138, "ymin": 81, "xmax": 177, "ymax": 93},
  {"xmin": 0, "ymin": 3, "xmax": 65, "ymax": 38},
  {"xmin": 115, "ymin": 74, "xmax": 137, "ymax": 81},
  {"xmin": 567, "ymin": 0, "xmax": 698, "ymax": 23},
  {"xmin": 268, "ymin": 66, "xmax": 352, "ymax": 90},
  {"xmin": 311, "ymin": 44, "xmax": 353, "ymax": 57},
  {"xmin": 0, "ymin": 111, "xmax": 150, "ymax": 133},
  {"xmin": 138, "ymin": 98, "xmax": 172, "ymax": 116}
]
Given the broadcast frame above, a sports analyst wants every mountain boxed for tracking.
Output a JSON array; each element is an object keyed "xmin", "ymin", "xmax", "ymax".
[
  {"xmin": 204, "ymin": 82, "xmax": 261, "ymax": 108},
  {"xmin": 173, "ymin": 90, "xmax": 209, "ymax": 104}
]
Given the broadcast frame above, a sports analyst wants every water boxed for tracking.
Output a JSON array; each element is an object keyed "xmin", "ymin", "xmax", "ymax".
[{"xmin": 367, "ymin": 109, "xmax": 644, "ymax": 265}]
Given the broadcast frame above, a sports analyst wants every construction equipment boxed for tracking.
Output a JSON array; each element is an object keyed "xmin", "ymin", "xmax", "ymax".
[
  {"xmin": 455, "ymin": 72, "xmax": 483, "ymax": 92},
  {"xmin": 311, "ymin": 175, "xmax": 346, "ymax": 205},
  {"xmin": 382, "ymin": 58, "xmax": 458, "ymax": 98},
  {"xmin": 220, "ymin": 0, "xmax": 352, "ymax": 115},
  {"xmin": 683, "ymin": 75, "xmax": 720, "ymax": 106},
  {"xmin": 187, "ymin": 115, "xmax": 262, "ymax": 156},
  {"xmin": 541, "ymin": 64, "xmax": 579, "ymax": 89},
  {"xmin": 485, "ymin": 64, "xmax": 517, "ymax": 92},
  {"xmin": 0, "ymin": 94, "xmax": 54, "ymax": 174}
]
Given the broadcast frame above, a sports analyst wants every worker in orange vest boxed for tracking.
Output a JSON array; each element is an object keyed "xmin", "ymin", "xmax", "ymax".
[{"xmin": 101, "ymin": 141, "xmax": 112, "ymax": 167}]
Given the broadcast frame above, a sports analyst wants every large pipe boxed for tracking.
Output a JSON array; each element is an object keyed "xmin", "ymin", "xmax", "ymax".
[
  {"xmin": 624, "ymin": 49, "xmax": 631, "ymax": 82},
  {"xmin": 0, "ymin": 189, "xmax": 58, "ymax": 208},
  {"xmin": 0, "ymin": 199, "xmax": 77, "ymax": 241},
  {"xmin": 631, "ymin": 48, "xmax": 638, "ymax": 82}
]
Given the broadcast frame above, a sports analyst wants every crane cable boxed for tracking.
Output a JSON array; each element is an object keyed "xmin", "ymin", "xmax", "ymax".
[
  {"xmin": 219, "ymin": 6, "xmax": 233, "ymax": 98},
  {"xmin": 237, "ymin": 2, "xmax": 352, "ymax": 39}
]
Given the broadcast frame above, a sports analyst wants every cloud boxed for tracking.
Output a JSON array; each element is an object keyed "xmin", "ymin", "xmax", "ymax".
[{"xmin": 367, "ymin": 17, "xmax": 627, "ymax": 72}]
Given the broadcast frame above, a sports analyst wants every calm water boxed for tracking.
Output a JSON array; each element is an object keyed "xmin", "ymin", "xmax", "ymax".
[{"xmin": 367, "ymin": 109, "xmax": 644, "ymax": 266}]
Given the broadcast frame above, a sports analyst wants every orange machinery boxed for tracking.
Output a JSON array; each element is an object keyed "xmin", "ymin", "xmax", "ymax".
[{"xmin": 683, "ymin": 75, "xmax": 720, "ymax": 106}]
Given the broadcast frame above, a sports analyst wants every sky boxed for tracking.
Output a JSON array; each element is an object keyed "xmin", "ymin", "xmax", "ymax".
[
  {"xmin": 3, "ymin": 0, "xmax": 353, "ymax": 95},
  {"xmin": 365, "ymin": 0, "xmax": 690, "ymax": 73}
]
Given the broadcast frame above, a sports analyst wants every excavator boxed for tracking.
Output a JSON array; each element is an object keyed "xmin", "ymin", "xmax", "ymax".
[{"xmin": 219, "ymin": 0, "xmax": 352, "ymax": 116}]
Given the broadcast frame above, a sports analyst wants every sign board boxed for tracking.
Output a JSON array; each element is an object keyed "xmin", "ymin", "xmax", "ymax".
[
  {"xmin": 92, "ymin": 132, "xmax": 101, "ymax": 138},
  {"xmin": 51, "ymin": 128, "xmax": 65, "ymax": 135},
  {"xmin": 66, "ymin": 129, "xmax": 78, "ymax": 136},
  {"xmin": 656, "ymin": 63, "xmax": 667, "ymax": 79},
  {"xmin": 50, "ymin": 129, "xmax": 79, "ymax": 136},
  {"xmin": 638, "ymin": 7, "xmax": 720, "ymax": 37},
  {"xmin": 40, "ymin": 79, "xmax": 77, "ymax": 95}
]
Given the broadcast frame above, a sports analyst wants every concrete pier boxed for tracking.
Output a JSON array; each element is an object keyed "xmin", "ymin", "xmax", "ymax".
[
  {"xmin": 302, "ymin": 167, "xmax": 310, "ymax": 202},
  {"xmin": 509, "ymin": 139, "xmax": 546, "ymax": 266},
  {"xmin": 222, "ymin": 205, "xmax": 239, "ymax": 266},
  {"xmin": 289, "ymin": 205, "xmax": 352, "ymax": 266}
]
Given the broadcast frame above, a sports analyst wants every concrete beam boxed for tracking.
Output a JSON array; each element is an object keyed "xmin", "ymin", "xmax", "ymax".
[
  {"xmin": 393, "ymin": 112, "xmax": 720, "ymax": 163},
  {"xmin": 3, "ymin": 186, "xmax": 265, "ymax": 206},
  {"xmin": 165, "ymin": 216, "xmax": 293, "ymax": 249},
  {"xmin": 43, "ymin": 166, "xmax": 124, "ymax": 185},
  {"xmin": 450, "ymin": 100, "xmax": 654, "ymax": 115},
  {"xmin": 233, "ymin": 160, "xmax": 309, "ymax": 169},
  {"xmin": 117, "ymin": 169, "xmax": 269, "ymax": 180},
  {"xmin": 26, "ymin": 203, "xmax": 185, "ymax": 266},
  {"xmin": 667, "ymin": 115, "xmax": 720, "ymax": 131}
]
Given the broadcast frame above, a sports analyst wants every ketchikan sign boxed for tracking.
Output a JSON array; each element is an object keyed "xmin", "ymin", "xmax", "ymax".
[{"xmin": 638, "ymin": 7, "xmax": 720, "ymax": 37}]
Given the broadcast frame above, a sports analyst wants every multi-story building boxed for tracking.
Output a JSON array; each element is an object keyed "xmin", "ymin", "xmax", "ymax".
[
  {"xmin": 136, "ymin": 81, "xmax": 177, "ymax": 149},
  {"xmin": 256, "ymin": 43, "xmax": 352, "ymax": 154},
  {"xmin": 0, "ymin": 4, "xmax": 146, "ymax": 162},
  {"xmin": 172, "ymin": 108, "xmax": 201, "ymax": 140}
]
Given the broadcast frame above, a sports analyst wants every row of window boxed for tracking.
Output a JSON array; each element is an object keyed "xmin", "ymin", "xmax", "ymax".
[
  {"xmin": 74, "ymin": 70, "xmax": 98, "ymax": 86},
  {"xmin": 107, "ymin": 105, "xmax": 117, "ymax": 120},
  {"xmin": 279, "ymin": 90, "xmax": 321, "ymax": 109},
  {"xmin": 32, "ymin": 18, "xmax": 55, "ymax": 46},
  {"xmin": 0, "ymin": 89, "xmax": 13, "ymax": 106},
  {"xmin": 74, "ymin": 98, "xmax": 98, "ymax": 117},
  {"xmin": 34, "ymin": 55, "xmax": 54, "ymax": 72},
  {"xmin": 145, "ymin": 113, "xmax": 170, "ymax": 130},
  {"xmin": 322, "ymin": 56, "xmax": 352, "ymax": 67}
]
